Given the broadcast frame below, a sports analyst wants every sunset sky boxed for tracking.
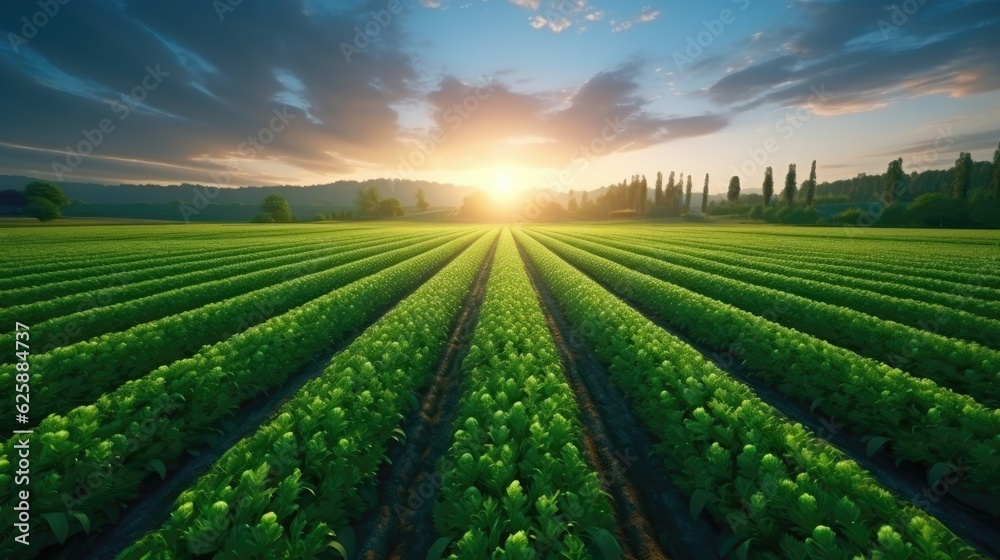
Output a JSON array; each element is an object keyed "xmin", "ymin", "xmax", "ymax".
[{"xmin": 1, "ymin": 0, "xmax": 998, "ymax": 194}]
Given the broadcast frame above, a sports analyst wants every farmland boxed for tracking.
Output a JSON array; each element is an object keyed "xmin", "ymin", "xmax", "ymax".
[{"xmin": 1, "ymin": 222, "xmax": 999, "ymax": 560}]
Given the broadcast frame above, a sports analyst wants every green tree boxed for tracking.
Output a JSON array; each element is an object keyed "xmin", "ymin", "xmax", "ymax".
[
  {"xmin": 701, "ymin": 174, "xmax": 709, "ymax": 213},
  {"xmin": 952, "ymin": 152, "xmax": 972, "ymax": 201},
  {"xmin": 261, "ymin": 194, "xmax": 292, "ymax": 222},
  {"xmin": 654, "ymin": 171, "xmax": 663, "ymax": 204},
  {"xmin": 355, "ymin": 186, "xmax": 382, "ymax": 218},
  {"xmin": 24, "ymin": 181, "xmax": 70, "ymax": 208},
  {"xmin": 415, "ymin": 188, "xmax": 430, "ymax": 211},
  {"xmin": 782, "ymin": 163, "xmax": 797, "ymax": 205},
  {"xmin": 882, "ymin": 158, "xmax": 904, "ymax": 205},
  {"xmin": 990, "ymin": 142, "xmax": 1000, "ymax": 200},
  {"xmin": 762, "ymin": 166, "xmax": 774, "ymax": 206},
  {"xmin": 25, "ymin": 197, "xmax": 61, "ymax": 222},
  {"xmin": 684, "ymin": 175, "xmax": 693, "ymax": 212},
  {"xmin": 727, "ymin": 176, "xmax": 741, "ymax": 202},
  {"xmin": 805, "ymin": 160, "xmax": 817, "ymax": 206},
  {"xmin": 378, "ymin": 197, "xmax": 404, "ymax": 217}
]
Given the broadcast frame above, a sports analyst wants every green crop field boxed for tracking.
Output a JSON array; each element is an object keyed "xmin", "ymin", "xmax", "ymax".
[{"xmin": 1, "ymin": 222, "xmax": 999, "ymax": 560}]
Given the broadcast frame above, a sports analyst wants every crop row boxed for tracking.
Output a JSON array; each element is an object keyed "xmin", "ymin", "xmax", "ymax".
[
  {"xmin": 0, "ymin": 227, "xmax": 367, "ymax": 285},
  {"xmin": 594, "ymin": 230, "xmax": 1000, "ymax": 317},
  {"xmin": 526, "ymin": 230, "xmax": 1000, "ymax": 494},
  {"xmin": 547, "ymin": 229, "xmax": 1000, "ymax": 350},
  {"xmin": 540, "ymin": 230, "xmax": 1000, "ymax": 407},
  {"xmin": 434, "ymin": 230, "xmax": 612, "ymax": 558},
  {"xmin": 653, "ymin": 230, "xmax": 1000, "ymax": 290},
  {"xmin": 0, "ymin": 229, "xmax": 468, "ymax": 430},
  {"xmin": 114, "ymin": 230, "xmax": 499, "ymax": 560},
  {"xmin": 514, "ymin": 229, "xmax": 982, "ymax": 560},
  {"xmin": 0, "ymin": 229, "xmax": 488, "ymax": 556},
  {"xmin": 618, "ymin": 229, "xmax": 1000, "ymax": 304},
  {"xmin": 0, "ymin": 231, "xmax": 385, "ymax": 308}
]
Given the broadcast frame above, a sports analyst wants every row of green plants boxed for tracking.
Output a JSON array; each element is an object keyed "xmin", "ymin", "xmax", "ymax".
[
  {"xmin": 526, "ymin": 230, "xmax": 1000, "ymax": 495},
  {"xmin": 666, "ymin": 231, "xmax": 1000, "ymax": 288},
  {"xmin": 546, "ymin": 230, "xmax": 1000, "ymax": 407},
  {"xmin": 434, "ymin": 231, "xmax": 613, "ymax": 558},
  {"xmin": 513, "ymin": 229, "xmax": 982, "ymax": 560},
  {"xmin": 0, "ymin": 226, "xmax": 368, "ymax": 284},
  {"xmin": 0, "ymin": 230, "xmax": 487, "ymax": 556},
  {"xmin": 0, "ymin": 229, "xmax": 467, "ymax": 429},
  {"xmin": 114, "ymin": 230, "xmax": 498, "ymax": 560},
  {"xmin": 629, "ymin": 230, "xmax": 1000, "ymax": 304},
  {"xmin": 607, "ymin": 230, "xmax": 1000, "ymax": 317},
  {"xmin": 0, "ymin": 234, "xmax": 356, "ymax": 308},
  {"xmin": 0, "ymin": 232, "xmax": 388, "ymax": 326},
  {"xmin": 550, "ymin": 230, "xmax": 1000, "ymax": 350}
]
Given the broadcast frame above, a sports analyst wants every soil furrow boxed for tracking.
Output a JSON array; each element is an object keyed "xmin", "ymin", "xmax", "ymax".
[
  {"xmin": 352, "ymin": 235, "xmax": 499, "ymax": 560},
  {"xmin": 515, "ymin": 237, "xmax": 723, "ymax": 560}
]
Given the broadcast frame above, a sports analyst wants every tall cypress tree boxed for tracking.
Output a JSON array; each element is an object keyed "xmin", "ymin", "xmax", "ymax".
[
  {"xmin": 991, "ymin": 142, "xmax": 1000, "ymax": 200},
  {"xmin": 654, "ymin": 171, "xmax": 664, "ymax": 204},
  {"xmin": 701, "ymin": 174, "xmax": 709, "ymax": 213},
  {"xmin": 952, "ymin": 152, "xmax": 972, "ymax": 201},
  {"xmin": 762, "ymin": 166, "xmax": 774, "ymax": 206},
  {"xmin": 882, "ymin": 158, "xmax": 904, "ymax": 205},
  {"xmin": 805, "ymin": 160, "xmax": 817, "ymax": 206},
  {"xmin": 727, "ymin": 176, "xmax": 741, "ymax": 202},
  {"xmin": 684, "ymin": 175, "xmax": 693, "ymax": 212},
  {"xmin": 782, "ymin": 163, "xmax": 797, "ymax": 205}
]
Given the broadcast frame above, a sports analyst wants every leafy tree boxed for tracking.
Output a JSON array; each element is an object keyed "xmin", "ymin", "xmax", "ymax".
[
  {"xmin": 355, "ymin": 186, "xmax": 381, "ymax": 218},
  {"xmin": 762, "ymin": 166, "xmax": 774, "ymax": 206},
  {"xmin": 990, "ymin": 141, "xmax": 1000, "ymax": 199},
  {"xmin": 727, "ymin": 176, "xmax": 741, "ymax": 202},
  {"xmin": 952, "ymin": 152, "xmax": 972, "ymax": 201},
  {"xmin": 639, "ymin": 175, "xmax": 648, "ymax": 212},
  {"xmin": 701, "ymin": 174, "xmax": 709, "ymax": 213},
  {"xmin": 805, "ymin": 160, "xmax": 817, "ymax": 206},
  {"xmin": 251, "ymin": 213, "xmax": 275, "ymax": 223},
  {"xmin": 654, "ymin": 171, "xmax": 663, "ymax": 204},
  {"xmin": 882, "ymin": 158, "xmax": 904, "ymax": 205},
  {"xmin": 24, "ymin": 181, "xmax": 70, "ymax": 208},
  {"xmin": 378, "ymin": 197, "xmax": 404, "ymax": 217},
  {"xmin": 684, "ymin": 175, "xmax": 693, "ymax": 211},
  {"xmin": 25, "ymin": 197, "xmax": 61, "ymax": 222},
  {"xmin": 261, "ymin": 194, "xmax": 293, "ymax": 222},
  {"xmin": 782, "ymin": 163, "xmax": 797, "ymax": 205},
  {"xmin": 415, "ymin": 188, "xmax": 430, "ymax": 211}
]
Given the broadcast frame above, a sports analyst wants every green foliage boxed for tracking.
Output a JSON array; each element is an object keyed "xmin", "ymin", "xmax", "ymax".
[
  {"xmin": 992, "ymin": 141, "xmax": 1000, "ymax": 200},
  {"xmin": 783, "ymin": 163, "xmax": 797, "ymax": 205},
  {"xmin": 805, "ymin": 160, "xmax": 817, "ymax": 206},
  {"xmin": 952, "ymin": 152, "xmax": 973, "ymax": 201},
  {"xmin": 24, "ymin": 181, "xmax": 70, "ymax": 208},
  {"xmin": 762, "ymin": 166, "xmax": 774, "ymax": 206},
  {"xmin": 882, "ymin": 158, "xmax": 904, "ymax": 205},
  {"xmin": 114, "ymin": 230, "xmax": 496, "ymax": 558},
  {"xmin": 515, "ymin": 229, "xmax": 983, "ymax": 560},
  {"xmin": 25, "ymin": 197, "xmax": 61, "ymax": 222},
  {"xmin": 251, "ymin": 212, "xmax": 275, "ymax": 223},
  {"xmin": 261, "ymin": 194, "xmax": 293, "ymax": 222},
  {"xmin": 727, "ymin": 175, "xmax": 741, "ymax": 202},
  {"xmin": 377, "ymin": 196, "xmax": 404, "ymax": 217},
  {"xmin": 416, "ymin": 187, "xmax": 430, "ymax": 211},
  {"xmin": 435, "ymin": 232, "xmax": 612, "ymax": 557},
  {"xmin": 748, "ymin": 204, "xmax": 764, "ymax": 221}
]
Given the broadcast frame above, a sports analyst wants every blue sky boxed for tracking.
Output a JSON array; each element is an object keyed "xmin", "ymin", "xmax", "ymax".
[{"xmin": 1, "ymin": 0, "xmax": 998, "ymax": 194}]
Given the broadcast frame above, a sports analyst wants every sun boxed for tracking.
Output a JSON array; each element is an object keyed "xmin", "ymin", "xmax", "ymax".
[{"xmin": 494, "ymin": 169, "xmax": 516, "ymax": 199}]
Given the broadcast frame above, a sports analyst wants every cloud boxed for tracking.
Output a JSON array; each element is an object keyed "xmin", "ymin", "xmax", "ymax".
[
  {"xmin": 612, "ymin": 5, "xmax": 660, "ymax": 32},
  {"xmin": 411, "ymin": 62, "xmax": 727, "ymax": 171},
  {"xmin": 528, "ymin": 14, "xmax": 572, "ymax": 33},
  {"xmin": 508, "ymin": 0, "xmax": 540, "ymax": 9},
  {"xmin": 700, "ymin": 0, "xmax": 1000, "ymax": 115}
]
